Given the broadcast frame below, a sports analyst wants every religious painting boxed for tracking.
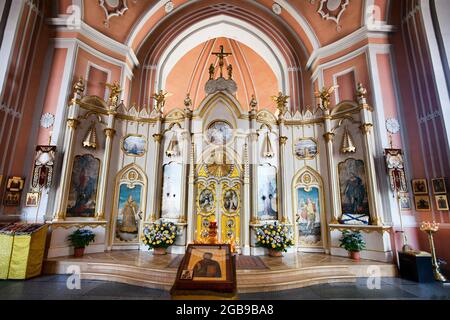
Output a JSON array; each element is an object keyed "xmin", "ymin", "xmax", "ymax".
[
  {"xmin": 3, "ymin": 191, "xmax": 21, "ymax": 207},
  {"xmin": 199, "ymin": 189, "xmax": 215, "ymax": 213},
  {"xmin": 412, "ymin": 179, "xmax": 428, "ymax": 195},
  {"xmin": 67, "ymin": 155, "xmax": 100, "ymax": 218},
  {"xmin": 172, "ymin": 244, "xmax": 236, "ymax": 293},
  {"xmin": 338, "ymin": 159, "xmax": 370, "ymax": 225},
  {"xmin": 294, "ymin": 138, "xmax": 318, "ymax": 160},
  {"xmin": 122, "ymin": 135, "xmax": 147, "ymax": 157},
  {"xmin": 257, "ymin": 164, "xmax": 278, "ymax": 220},
  {"xmin": 414, "ymin": 195, "xmax": 431, "ymax": 212},
  {"xmin": 223, "ymin": 189, "xmax": 239, "ymax": 213},
  {"xmin": 399, "ymin": 193, "xmax": 412, "ymax": 211},
  {"xmin": 296, "ymin": 186, "xmax": 322, "ymax": 246},
  {"xmin": 435, "ymin": 195, "xmax": 449, "ymax": 211},
  {"xmin": 115, "ymin": 184, "xmax": 142, "ymax": 242},
  {"xmin": 161, "ymin": 162, "xmax": 182, "ymax": 218},
  {"xmin": 432, "ymin": 178, "xmax": 447, "ymax": 194},
  {"xmin": 25, "ymin": 192, "xmax": 40, "ymax": 207},
  {"xmin": 3, "ymin": 177, "xmax": 25, "ymax": 207},
  {"xmin": 206, "ymin": 121, "xmax": 233, "ymax": 145}
]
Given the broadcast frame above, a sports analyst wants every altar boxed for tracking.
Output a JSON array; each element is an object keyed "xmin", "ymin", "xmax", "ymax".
[{"xmin": 34, "ymin": 45, "xmax": 393, "ymax": 262}]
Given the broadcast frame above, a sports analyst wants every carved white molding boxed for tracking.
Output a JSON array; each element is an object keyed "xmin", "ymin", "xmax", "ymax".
[
  {"xmin": 315, "ymin": 0, "xmax": 350, "ymax": 31},
  {"xmin": 99, "ymin": 0, "xmax": 133, "ymax": 27},
  {"xmin": 272, "ymin": 2, "xmax": 282, "ymax": 15},
  {"xmin": 165, "ymin": 1, "xmax": 174, "ymax": 13}
]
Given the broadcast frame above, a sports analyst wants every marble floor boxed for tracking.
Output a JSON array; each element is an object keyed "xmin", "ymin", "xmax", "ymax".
[
  {"xmin": 0, "ymin": 275, "xmax": 449, "ymax": 300},
  {"xmin": 45, "ymin": 250, "xmax": 393, "ymax": 271}
]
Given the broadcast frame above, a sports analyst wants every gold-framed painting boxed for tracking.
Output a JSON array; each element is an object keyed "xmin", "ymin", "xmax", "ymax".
[
  {"xmin": 66, "ymin": 154, "xmax": 101, "ymax": 218},
  {"xmin": 25, "ymin": 192, "xmax": 40, "ymax": 207},
  {"xmin": 294, "ymin": 137, "xmax": 318, "ymax": 160},
  {"xmin": 399, "ymin": 193, "xmax": 412, "ymax": 211},
  {"xmin": 172, "ymin": 244, "xmax": 236, "ymax": 293},
  {"xmin": 121, "ymin": 134, "xmax": 147, "ymax": 157},
  {"xmin": 431, "ymin": 178, "xmax": 447, "ymax": 194},
  {"xmin": 414, "ymin": 195, "xmax": 431, "ymax": 212},
  {"xmin": 412, "ymin": 179, "xmax": 428, "ymax": 195},
  {"xmin": 435, "ymin": 195, "xmax": 449, "ymax": 211}
]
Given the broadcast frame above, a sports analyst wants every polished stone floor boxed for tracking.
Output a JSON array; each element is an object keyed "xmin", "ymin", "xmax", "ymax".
[{"xmin": 0, "ymin": 275, "xmax": 449, "ymax": 300}]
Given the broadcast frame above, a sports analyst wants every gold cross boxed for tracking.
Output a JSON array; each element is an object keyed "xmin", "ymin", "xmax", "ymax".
[{"xmin": 212, "ymin": 45, "xmax": 232, "ymax": 78}]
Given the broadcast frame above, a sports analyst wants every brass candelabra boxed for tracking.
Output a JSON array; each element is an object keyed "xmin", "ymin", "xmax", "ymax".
[{"xmin": 420, "ymin": 221, "xmax": 447, "ymax": 282}]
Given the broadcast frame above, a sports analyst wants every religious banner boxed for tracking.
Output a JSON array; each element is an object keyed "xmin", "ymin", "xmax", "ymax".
[{"xmin": 32, "ymin": 146, "xmax": 56, "ymax": 190}]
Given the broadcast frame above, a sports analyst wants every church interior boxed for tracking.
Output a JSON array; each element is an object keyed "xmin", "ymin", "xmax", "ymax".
[{"xmin": 0, "ymin": 0, "xmax": 450, "ymax": 300}]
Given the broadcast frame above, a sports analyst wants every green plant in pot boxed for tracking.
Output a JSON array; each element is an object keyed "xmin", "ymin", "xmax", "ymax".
[
  {"xmin": 339, "ymin": 230, "xmax": 366, "ymax": 260},
  {"xmin": 68, "ymin": 229, "xmax": 96, "ymax": 257}
]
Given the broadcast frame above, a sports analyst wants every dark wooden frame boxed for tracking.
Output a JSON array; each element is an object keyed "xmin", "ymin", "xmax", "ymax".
[{"xmin": 172, "ymin": 244, "xmax": 236, "ymax": 292}]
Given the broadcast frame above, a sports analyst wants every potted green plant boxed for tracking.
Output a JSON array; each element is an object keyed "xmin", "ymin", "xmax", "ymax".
[
  {"xmin": 255, "ymin": 222, "xmax": 294, "ymax": 257},
  {"xmin": 339, "ymin": 230, "xmax": 366, "ymax": 260},
  {"xmin": 142, "ymin": 221, "xmax": 177, "ymax": 255},
  {"xmin": 68, "ymin": 229, "xmax": 96, "ymax": 258}
]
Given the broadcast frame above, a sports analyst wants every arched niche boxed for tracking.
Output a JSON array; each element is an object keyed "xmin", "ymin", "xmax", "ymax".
[
  {"xmin": 108, "ymin": 164, "xmax": 147, "ymax": 248},
  {"xmin": 292, "ymin": 166, "xmax": 328, "ymax": 251}
]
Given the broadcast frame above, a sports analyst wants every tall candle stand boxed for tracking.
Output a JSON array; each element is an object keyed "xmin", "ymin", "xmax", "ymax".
[{"xmin": 420, "ymin": 221, "xmax": 447, "ymax": 282}]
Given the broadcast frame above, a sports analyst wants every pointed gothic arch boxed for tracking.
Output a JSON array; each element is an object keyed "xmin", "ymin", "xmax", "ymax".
[{"xmin": 292, "ymin": 166, "xmax": 328, "ymax": 251}]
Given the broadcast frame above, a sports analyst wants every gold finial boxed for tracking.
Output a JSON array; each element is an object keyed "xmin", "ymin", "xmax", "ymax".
[
  {"xmin": 106, "ymin": 81, "xmax": 122, "ymax": 108},
  {"xmin": 356, "ymin": 83, "xmax": 368, "ymax": 105},
  {"xmin": 315, "ymin": 86, "xmax": 338, "ymax": 111},
  {"xmin": 211, "ymin": 45, "xmax": 232, "ymax": 78},
  {"xmin": 74, "ymin": 77, "xmax": 85, "ymax": 94},
  {"xmin": 249, "ymin": 94, "xmax": 258, "ymax": 112},
  {"xmin": 271, "ymin": 92, "xmax": 289, "ymax": 115},
  {"xmin": 184, "ymin": 93, "xmax": 193, "ymax": 110},
  {"xmin": 152, "ymin": 90, "xmax": 171, "ymax": 112},
  {"xmin": 227, "ymin": 64, "xmax": 233, "ymax": 80}
]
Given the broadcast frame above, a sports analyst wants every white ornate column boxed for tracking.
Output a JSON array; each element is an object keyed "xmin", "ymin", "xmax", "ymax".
[
  {"xmin": 357, "ymin": 84, "xmax": 383, "ymax": 226},
  {"xmin": 274, "ymin": 92, "xmax": 290, "ymax": 224},
  {"xmin": 150, "ymin": 114, "xmax": 163, "ymax": 222},
  {"xmin": 96, "ymin": 112, "xmax": 116, "ymax": 221},
  {"xmin": 323, "ymin": 110, "xmax": 340, "ymax": 224},
  {"xmin": 186, "ymin": 141, "xmax": 196, "ymax": 243},
  {"xmin": 249, "ymin": 122, "xmax": 259, "ymax": 224},
  {"xmin": 53, "ymin": 78, "xmax": 84, "ymax": 221}
]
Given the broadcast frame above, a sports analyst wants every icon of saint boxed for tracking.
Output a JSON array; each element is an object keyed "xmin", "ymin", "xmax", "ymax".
[
  {"xmin": 120, "ymin": 195, "xmax": 139, "ymax": 233},
  {"xmin": 193, "ymin": 252, "xmax": 222, "ymax": 278}
]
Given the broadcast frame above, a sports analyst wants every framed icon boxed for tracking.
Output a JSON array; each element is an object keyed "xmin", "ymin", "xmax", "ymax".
[
  {"xmin": 399, "ymin": 193, "xmax": 412, "ymax": 211},
  {"xmin": 25, "ymin": 192, "xmax": 40, "ymax": 207},
  {"xmin": 431, "ymin": 178, "xmax": 447, "ymax": 194},
  {"xmin": 172, "ymin": 244, "xmax": 236, "ymax": 293},
  {"xmin": 435, "ymin": 195, "xmax": 449, "ymax": 211},
  {"xmin": 412, "ymin": 179, "xmax": 428, "ymax": 195},
  {"xmin": 414, "ymin": 195, "xmax": 431, "ymax": 212}
]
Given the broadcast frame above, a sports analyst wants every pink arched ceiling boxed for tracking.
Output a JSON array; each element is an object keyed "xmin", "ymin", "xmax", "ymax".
[
  {"xmin": 164, "ymin": 37, "xmax": 279, "ymax": 112},
  {"xmin": 130, "ymin": 0, "xmax": 313, "ymax": 112}
]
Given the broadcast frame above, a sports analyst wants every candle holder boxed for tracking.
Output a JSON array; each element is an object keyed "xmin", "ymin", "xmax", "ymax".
[{"xmin": 420, "ymin": 221, "xmax": 447, "ymax": 282}]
